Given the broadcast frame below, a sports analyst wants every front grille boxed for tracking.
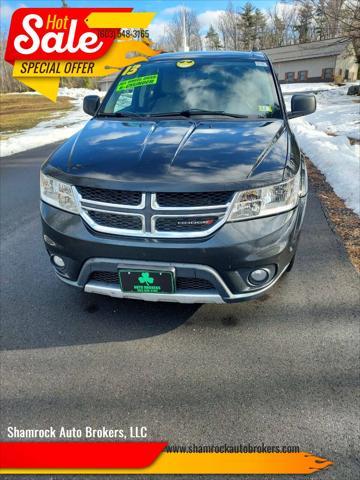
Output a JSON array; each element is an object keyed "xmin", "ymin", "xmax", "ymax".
[
  {"xmin": 90, "ymin": 271, "xmax": 118, "ymax": 283},
  {"xmin": 76, "ymin": 188, "xmax": 231, "ymax": 238},
  {"xmin": 155, "ymin": 216, "xmax": 220, "ymax": 232},
  {"xmin": 87, "ymin": 211, "xmax": 142, "ymax": 230},
  {"xmin": 89, "ymin": 271, "xmax": 215, "ymax": 291},
  {"xmin": 176, "ymin": 277, "xmax": 214, "ymax": 290},
  {"xmin": 77, "ymin": 186, "xmax": 142, "ymax": 206},
  {"xmin": 156, "ymin": 191, "xmax": 233, "ymax": 208}
]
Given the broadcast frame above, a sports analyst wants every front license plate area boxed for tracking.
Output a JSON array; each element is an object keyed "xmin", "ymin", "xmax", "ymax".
[{"xmin": 119, "ymin": 269, "xmax": 175, "ymax": 294}]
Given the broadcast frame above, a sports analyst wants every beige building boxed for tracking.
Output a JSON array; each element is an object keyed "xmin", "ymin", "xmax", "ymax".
[
  {"xmin": 264, "ymin": 37, "xmax": 358, "ymax": 83},
  {"xmin": 98, "ymin": 73, "xmax": 118, "ymax": 92}
]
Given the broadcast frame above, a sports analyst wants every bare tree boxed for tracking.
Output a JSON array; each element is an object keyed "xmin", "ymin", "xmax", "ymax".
[
  {"xmin": 163, "ymin": 8, "xmax": 202, "ymax": 52},
  {"xmin": 267, "ymin": 7, "xmax": 288, "ymax": 46},
  {"xmin": 0, "ymin": 35, "xmax": 30, "ymax": 93},
  {"xmin": 266, "ymin": 2, "xmax": 299, "ymax": 47},
  {"xmin": 217, "ymin": 1, "xmax": 240, "ymax": 50},
  {"xmin": 295, "ymin": 0, "xmax": 316, "ymax": 42},
  {"xmin": 322, "ymin": 0, "xmax": 344, "ymax": 37},
  {"xmin": 297, "ymin": 0, "xmax": 360, "ymax": 58},
  {"xmin": 150, "ymin": 0, "xmax": 360, "ymax": 58}
]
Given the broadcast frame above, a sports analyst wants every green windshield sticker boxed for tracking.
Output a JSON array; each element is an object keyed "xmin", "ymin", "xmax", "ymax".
[
  {"xmin": 258, "ymin": 105, "xmax": 273, "ymax": 112},
  {"xmin": 116, "ymin": 74, "xmax": 158, "ymax": 91}
]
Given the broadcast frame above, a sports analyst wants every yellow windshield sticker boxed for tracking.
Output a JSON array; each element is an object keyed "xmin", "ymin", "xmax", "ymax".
[
  {"xmin": 176, "ymin": 59, "xmax": 195, "ymax": 68},
  {"xmin": 122, "ymin": 64, "xmax": 142, "ymax": 76},
  {"xmin": 258, "ymin": 105, "xmax": 273, "ymax": 113},
  {"xmin": 116, "ymin": 74, "xmax": 158, "ymax": 91}
]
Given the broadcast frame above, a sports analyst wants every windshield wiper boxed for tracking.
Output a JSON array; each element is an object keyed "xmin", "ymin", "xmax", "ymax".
[
  {"xmin": 146, "ymin": 109, "xmax": 250, "ymax": 118},
  {"xmin": 183, "ymin": 109, "xmax": 250, "ymax": 118},
  {"xmin": 98, "ymin": 109, "xmax": 253, "ymax": 119},
  {"xmin": 143, "ymin": 111, "xmax": 188, "ymax": 118}
]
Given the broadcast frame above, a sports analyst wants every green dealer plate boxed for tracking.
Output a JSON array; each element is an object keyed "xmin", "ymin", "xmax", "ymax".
[{"xmin": 119, "ymin": 269, "xmax": 175, "ymax": 294}]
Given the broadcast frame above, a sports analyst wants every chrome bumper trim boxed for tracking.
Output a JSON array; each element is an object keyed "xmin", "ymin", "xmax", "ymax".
[
  {"xmin": 56, "ymin": 259, "xmax": 290, "ymax": 304},
  {"xmin": 84, "ymin": 281, "xmax": 225, "ymax": 304}
]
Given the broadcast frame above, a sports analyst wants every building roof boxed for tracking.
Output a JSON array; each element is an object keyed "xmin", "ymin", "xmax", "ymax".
[{"xmin": 263, "ymin": 37, "xmax": 352, "ymax": 63}]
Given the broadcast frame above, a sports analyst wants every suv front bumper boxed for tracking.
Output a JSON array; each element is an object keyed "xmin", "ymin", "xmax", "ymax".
[{"xmin": 41, "ymin": 196, "xmax": 307, "ymax": 303}]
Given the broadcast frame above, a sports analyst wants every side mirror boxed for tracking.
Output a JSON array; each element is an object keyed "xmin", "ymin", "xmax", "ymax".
[
  {"xmin": 288, "ymin": 94, "xmax": 316, "ymax": 119},
  {"xmin": 83, "ymin": 95, "xmax": 100, "ymax": 116}
]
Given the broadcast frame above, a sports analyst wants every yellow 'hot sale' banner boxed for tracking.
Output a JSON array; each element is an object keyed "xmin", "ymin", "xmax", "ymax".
[
  {"xmin": 12, "ymin": 39, "xmax": 160, "ymax": 101},
  {"xmin": 6, "ymin": 10, "xmax": 159, "ymax": 101}
]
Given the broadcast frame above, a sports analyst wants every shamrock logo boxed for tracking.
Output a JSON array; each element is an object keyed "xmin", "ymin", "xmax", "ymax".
[{"xmin": 138, "ymin": 272, "xmax": 154, "ymax": 286}]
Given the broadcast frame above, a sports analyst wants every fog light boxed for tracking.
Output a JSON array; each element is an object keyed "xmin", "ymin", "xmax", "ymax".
[
  {"xmin": 249, "ymin": 268, "xmax": 269, "ymax": 285},
  {"xmin": 43, "ymin": 234, "xmax": 56, "ymax": 247},
  {"xmin": 53, "ymin": 255, "xmax": 65, "ymax": 268}
]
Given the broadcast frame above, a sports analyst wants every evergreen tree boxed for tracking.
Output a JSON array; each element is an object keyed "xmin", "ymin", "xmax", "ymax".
[
  {"xmin": 205, "ymin": 25, "xmax": 222, "ymax": 50},
  {"xmin": 239, "ymin": 2, "xmax": 256, "ymax": 50},
  {"xmin": 254, "ymin": 8, "xmax": 267, "ymax": 48}
]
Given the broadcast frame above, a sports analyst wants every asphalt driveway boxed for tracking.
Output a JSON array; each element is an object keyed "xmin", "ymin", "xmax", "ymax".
[{"xmin": 0, "ymin": 143, "xmax": 359, "ymax": 479}]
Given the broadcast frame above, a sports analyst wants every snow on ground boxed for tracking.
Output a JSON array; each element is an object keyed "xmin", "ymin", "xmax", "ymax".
[
  {"xmin": 283, "ymin": 83, "xmax": 360, "ymax": 139},
  {"xmin": 0, "ymin": 88, "xmax": 104, "ymax": 157},
  {"xmin": 282, "ymin": 83, "xmax": 360, "ymax": 215}
]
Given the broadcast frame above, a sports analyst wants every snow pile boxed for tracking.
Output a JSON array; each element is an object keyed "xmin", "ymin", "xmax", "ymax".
[
  {"xmin": 292, "ymin": 120, "xmax": 359, "ymax": 214},
  {"xmin": 0, "ymin": 88, "xmax": 104, "ymax": 157},
  {"xmin": 282, "ymin": 83, "xmax": 360, "ymax": 215},
  {"xmin": 283, "ymin": 84, "xmax": 360, "ymax": 139},
  {"xmin": 300, "ymin": 86, "xmax": 360, "ymax": 139}
]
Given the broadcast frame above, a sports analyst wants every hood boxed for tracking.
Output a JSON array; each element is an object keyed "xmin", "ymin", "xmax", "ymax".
[{"xmin": 45, "ymin": 118, "xmax": 289, "ymax": 192}]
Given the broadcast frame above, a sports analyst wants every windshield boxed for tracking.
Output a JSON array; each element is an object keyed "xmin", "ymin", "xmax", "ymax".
[{"xmin": 100, "ymin": 57, "xmax": 282, "ymax": 119}]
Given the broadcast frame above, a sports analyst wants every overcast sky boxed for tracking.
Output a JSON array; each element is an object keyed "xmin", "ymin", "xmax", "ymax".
[{"xmin": 1, "ymin": 0, "xmax": 286, "ymax": 37}]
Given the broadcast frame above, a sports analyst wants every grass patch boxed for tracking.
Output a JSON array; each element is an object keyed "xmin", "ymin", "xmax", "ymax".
[{"xmin": 0, "ymin": 94, "xmax": 74, "ymax": 135}]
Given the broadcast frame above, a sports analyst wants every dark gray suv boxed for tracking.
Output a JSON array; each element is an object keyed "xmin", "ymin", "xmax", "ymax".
[{"xmin": 40, "ymin": 51, "xmax": 316, "ymax": 303}]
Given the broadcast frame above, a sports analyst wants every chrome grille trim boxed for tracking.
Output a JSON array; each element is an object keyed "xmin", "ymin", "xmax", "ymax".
[
  {"xmin": 74, "ymin": 187, "xmax": 234, "ymax": 238},
  {"xmin": 81, "ymin": 206, "xmax": 145, "ymax": 236}
]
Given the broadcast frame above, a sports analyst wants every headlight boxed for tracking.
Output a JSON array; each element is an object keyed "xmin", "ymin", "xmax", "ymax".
[
  {"xmin": 228, "ymin": 168, "xmax": 301, "ymax": 222},
  {"xmin": 40, "ymin": 172, "xmax": 79, "ymax": 214}
]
